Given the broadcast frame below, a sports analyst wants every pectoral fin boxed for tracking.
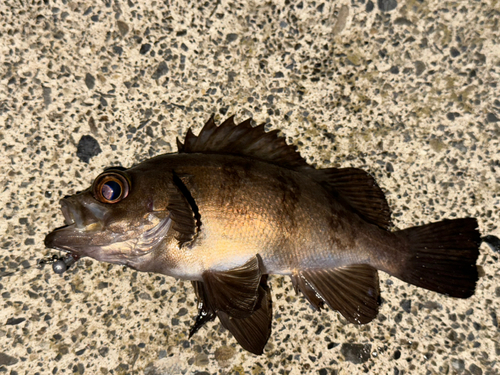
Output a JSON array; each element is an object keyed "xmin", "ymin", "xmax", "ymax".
[
  {"xmin": 294, "ymin": 265, "xmax": 380, "ymax": 324},
  {"xmin": 202, "ymin": 255, "xmax": 263, "ymax": 318},
  {"xmin": 217, "ymin": 276, "xmax": 273, "ymax": 355},
  {"xmin": 189, "ymin": 259, "xmax": 273, "ymax": 355}
]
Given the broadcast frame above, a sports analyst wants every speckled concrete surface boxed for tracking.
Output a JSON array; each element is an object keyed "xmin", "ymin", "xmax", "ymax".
[{"xmin": 1, "ymin": 0, "xmax": 499, "ymax": 374}]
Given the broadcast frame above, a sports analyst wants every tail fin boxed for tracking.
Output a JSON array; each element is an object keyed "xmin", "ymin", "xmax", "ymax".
[{"xmin": 394, "ymin": 218, "xmax": 481, "ymax": 298}]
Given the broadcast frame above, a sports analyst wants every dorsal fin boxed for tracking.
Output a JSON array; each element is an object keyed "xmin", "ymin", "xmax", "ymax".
[
  {"xmin": 177, "ymin": 115, "xmax": 310, "ymax": 170},
  {"xmin": 308, "ymin": 167, "xmax": 392, "ymax": 229}
]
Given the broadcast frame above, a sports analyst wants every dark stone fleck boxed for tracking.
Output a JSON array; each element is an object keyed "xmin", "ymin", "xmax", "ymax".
[
  {"xmin": 176, "ymin": 30, "xmax": 187, "ymax": 36},
  {"xmin": 315, "ymin": 324, "xmax": 325, "ymax": 334},
  {"xmin": 447, "ymin": 112, "xmax": 456, "ymax": 121},
  {"xmin": 97, "ymin": 282, "xmax": 109, "ymax": 289},
  {"xmin": 393, "ymin": 350, "xmax": 401, "ymax": 359},
  {"xmin": 366, "ymin": 0, "xmax": 374, "ymax": 12},
  {"xmin": 226, "ymin": 33, "xmax": 238, "ymax": 43},
  {"xmin": 24, "ymin": 238, "xmax": 35, "ymax": 245},
  {"xmin": 274, "ymin": 71, "xmax": 284, "ymax": 78},
  {"xmin": 139, "ymin": 292, "xmax": 151, "ymax": 300},
  {"xmin": 85, "ymin": 73, "xmax": 95, "ymax": 90},
  {"xmin": 100, "ymin": 96, "xmax": 108, "ymax": 107},
  {"xmin": 448, "ymin": 330, "xmax": 458, "ymax": 342},
  {"xmin": 390, "ymin": 66, "xmax": 399, "ymax": 74},
  {"xmin": 487, "ymin": 113, "xmax": 499, "ymax": 123},
  {"xmin": 75, "ymin": 348, "xmax": 86, "ymax": 356},
  {"xmin": 450, "ymin": 47, "xmax": 460, "ymax": 58},
  {"xmin": 83, "ymin": 7, "xmax": 92, "ymax": 16},
  {"xmin": 77, "ymin": 135, "xmax": 102, "ymax": 163},
  {"xmin": 43, "ymin": 86, "xmax": 52, "ymax": 107},
  {"xmin": 98, "ymin": 347, "xmax": 109, "ymax": 357},
  {"xmin": 228, "ymin": 71, "xmax": 237, "ymax": 82},
  {"xmin": 394, "ymin": 312, "xmax": 402, "ymax": 323},
  {"xmin": 0, "ymin": 352, "xmax": 19, "ymax": 366},
  {"xmin": 378, "ymin": 0, "xmax": 397, "ymax": 12},
  {"xmin": 117, "ymin": 20, "xmax": 129, "ymax": 36},
  {"xmin": 386, "ymin": 162, "xmax": 394, "ymax": 172},
  {"xmin": 327, "ymin": 342, "xmax": 339, "ymax": 349},
  {"xmin": 113, "ymin": 45, "xmax": 123, "ymax": 56},
  {"xmin": 28, "ymin": 290, "xmax": 39, "ymax": 299},
  {"xmin": 451, "ymin": 358, "xmax": 465, "ymax": 371},
  {"xmin": 399, "ymin": 299, "xmax": 411, "ymax": 313},
  {"xmin": 140, "ymin": 43, "xmax": 151, "ymax": 55},
  {"xmin": 394, "ymin": 17, "xmax": 412, "ymax": 26},
  {"xmin": 177, "ymin": 307, "xmax": 188, "ymax": 316},
  {"xmin": 53, "ymin": 30, "xmax": 65, "ymax": 39},
  {"xmin": 469, "ymin": 364, "xmax": 483, "ymax": 375},
  {"xmin": 91, "ymin": 15, "xmax": 99, "ymax": 22},
  {"xmin": 152, "ymin": 62, "xmax": 168, "ymax": 80},
  {"xmin": 341, "ymin": 343, "xmax": 371, "ymax": 364},
  {"xmin": 116, "ymin": 363, "xmax": 129, "ymax": 372},
  {"xmin": 6, "ymin": 317, "xmax": 25, "ymax": 325},
  {"xmin": 414, "ymin": 61, "xmax": 426, "ymax": 76}
]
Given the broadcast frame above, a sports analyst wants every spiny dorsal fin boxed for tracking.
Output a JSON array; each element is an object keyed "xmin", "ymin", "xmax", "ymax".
[{"xmin": 177, "ymin": 115, "xmax": 310, "ymax": 170}]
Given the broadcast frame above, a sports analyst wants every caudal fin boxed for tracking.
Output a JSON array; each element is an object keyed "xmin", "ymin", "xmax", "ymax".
[{"xmin": 394, "ymin": 218, "xmax": 481, "ymax": 298}]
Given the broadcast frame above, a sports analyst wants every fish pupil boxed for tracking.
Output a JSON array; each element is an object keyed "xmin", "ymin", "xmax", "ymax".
[{"xmin": 102, "ymin": 180, "xmax": 122, "ymax": 201}]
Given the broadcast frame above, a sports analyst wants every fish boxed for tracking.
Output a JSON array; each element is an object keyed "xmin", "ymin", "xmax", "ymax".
[{"xmin": 44, "ymin": 115, "xmax": 481, "ymax": 355}]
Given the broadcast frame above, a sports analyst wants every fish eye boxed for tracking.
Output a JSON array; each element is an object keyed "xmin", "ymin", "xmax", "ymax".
[{"xmin": 92, "ymin": 171, "xmax": 130, "ymax": 204}]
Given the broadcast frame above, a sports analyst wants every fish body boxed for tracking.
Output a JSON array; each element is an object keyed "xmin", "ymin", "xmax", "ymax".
[{"xmin": 45, "ymin": 116, "xmax": 481, "ymax": 354}]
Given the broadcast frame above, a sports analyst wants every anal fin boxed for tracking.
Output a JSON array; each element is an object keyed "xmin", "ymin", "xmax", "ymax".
[
  {"xmin": 295, "ymin": 265, "xmax": 380, "ymax": 324},
  {"xmin": 290, "ymin": 272, "xmax": 324, "ymax": 311}
]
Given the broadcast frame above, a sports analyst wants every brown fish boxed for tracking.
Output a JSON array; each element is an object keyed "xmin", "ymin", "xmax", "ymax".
[{"xmin": 44, "ymin": 116, "xmax": 481, "ymax": 354}]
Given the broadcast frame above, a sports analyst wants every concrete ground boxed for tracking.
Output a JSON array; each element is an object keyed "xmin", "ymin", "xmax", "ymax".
[{"xmin": 1, "ymin": 0, "xmax": 499, "ymax": 374}]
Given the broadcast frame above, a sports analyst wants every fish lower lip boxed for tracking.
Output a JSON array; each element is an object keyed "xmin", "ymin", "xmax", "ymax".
[{"xmin": 60, "ymin": 200, "xmax": 76, "ymax": 226}]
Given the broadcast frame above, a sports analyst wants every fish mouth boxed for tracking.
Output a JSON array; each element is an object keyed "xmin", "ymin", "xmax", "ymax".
[
  {"xmin": 44, "ymin": 197, "xmax": 108, "ymax": 255},
  {"xmin": 60, "ymin": 199, "xmax": 81, "ymax": 227}
]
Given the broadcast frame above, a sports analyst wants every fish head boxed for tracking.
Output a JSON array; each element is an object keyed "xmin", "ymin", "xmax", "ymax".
[{"xmin": 44, "ymin": 168, "xmax": 174, "ymax": 270}]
